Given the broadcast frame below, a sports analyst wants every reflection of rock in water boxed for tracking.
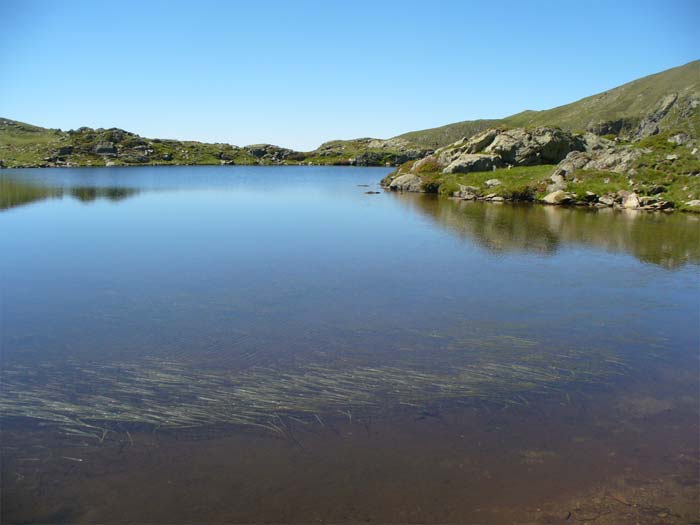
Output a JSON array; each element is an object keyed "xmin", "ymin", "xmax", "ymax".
[
  {"xmin": 393, "ymin": 193, "xmax": 700, "ymax": 269},
  {"xmin": 0, "ymin": 179, "xmax": 141, "ymax": 210},
  {"xmin": 0, "ymin": 179, "xmax": 61, "ymax": 210},
  {"xmin": 70, "ymin": 186, "xmax": 140, "ymax": 202}
]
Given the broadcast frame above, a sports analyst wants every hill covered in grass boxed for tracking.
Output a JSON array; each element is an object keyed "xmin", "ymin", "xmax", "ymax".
[
  {"xmin": 0, "ymin": 119, "xmax": 430, "ymax": 169},
  {"xmin": 1, "ymin": 61, "xmax": 698, "ymax": 169},
  {"xmin": 395, "ymin": 60, "xmax": 700, "ymax": 149}
]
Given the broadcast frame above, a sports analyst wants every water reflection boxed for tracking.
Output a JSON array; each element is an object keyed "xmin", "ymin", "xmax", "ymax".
[
  {"xmin": 394, "ymin": 193, "xmax": 700, "ymax": 269},
  {"xmin": 0, "ymin": 179, "xmax": 140, "ymax": 210}
]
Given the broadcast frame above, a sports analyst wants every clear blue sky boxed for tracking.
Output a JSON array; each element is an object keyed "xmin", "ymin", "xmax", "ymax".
[{"xmin": 1, "ymin": 0, "xmax": 697, "ymax": 150}]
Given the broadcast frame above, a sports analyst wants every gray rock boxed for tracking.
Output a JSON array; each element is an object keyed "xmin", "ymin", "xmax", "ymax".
[
  {"xmin": 636, "ymin": 93, "xmax": 677, "ymax": 138},
  {"xmin": 666, "ymin": 154, "xmax": 679, "ymax": 161},
  {"xmin": 453, "ymin": 185, "xmax": 480, "ymax": 200},
  {"xmin": 490, "ymin": 196, "xmax": 504, "ymax": 202},
  {"xmin": 547, "ymin": 172, "xmax": 567, "ymax": 192},
  {"xmin": 485, "ymin": 178, "xmax": 502, "ymax": 187},
  {"xmin": 685, "ymin": 199, "xmax": 700, "ymax": 207},
  {"xmin": 484, "ymin": 127, "xmax": 584, "ymax": 165},
  {"xmin": 388, "ymin": 173, "xmax": 423, "ymax": 192},
  {"xmin": 542, "ymin": 190, "xmax": 573, "ymax": 204},
  {"xmin": 598, "ymin": 195, "xmax": 615, "ymax": 206},
  {"xmin": 462, "ymin": 129, "xmax": 499, "ymax": 153},
  {"xmin": 622, "ymin": 192, "xmax": 640, "ymax": 209},
  {"xmin": 668, "ymin": 133, "xmax": 690, "ymax": 145}
]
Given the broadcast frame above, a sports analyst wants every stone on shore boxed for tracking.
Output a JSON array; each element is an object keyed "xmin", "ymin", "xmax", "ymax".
[
  {"xmin": 388, "ymin": 173, "xmax": 423, "ymax": 192},
  {"xmin": 542, "ymin": 190, "xmax": 573, "ymax": 205}
]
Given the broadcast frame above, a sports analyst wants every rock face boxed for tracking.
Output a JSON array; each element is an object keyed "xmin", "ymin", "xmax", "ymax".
[
  {"xmin": 483, "ymin": 128, "xmax": 584, "ymax": 165},
  {"xmin": 388, "ymin": 173, "xmax": 423, "ymax": 192},
  {"xmin": 637, "ymin": 93, "xmax": 678, "ymax": 138}
]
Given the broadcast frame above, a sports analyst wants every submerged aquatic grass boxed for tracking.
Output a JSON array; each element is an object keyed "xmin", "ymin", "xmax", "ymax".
[{"xmin": 0, "ymin": 342, "xmax": 632, "ymax": 438}]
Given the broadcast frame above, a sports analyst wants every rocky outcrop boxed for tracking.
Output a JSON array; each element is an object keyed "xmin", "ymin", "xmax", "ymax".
[
  {"xmin": 311, "ymin": 137, "xmax": 432, "ymax": 166},
  {"xmin": 243, "ymin": 144, "xmax": 296, "ymax": 162},
  {"xmin": 484, "ymin": 128, "xmax": 584, "ymax": 165},
  {"xmin": 637, "ymin": 93, "xmax": 678, "ymax": 138},
  {"xmin": 425, "ymin": 127, "xmax": 586, "ymax": 175},
  {"xmin": 552, "ymin": 134, "xmax": 645, "ymax": 179}
]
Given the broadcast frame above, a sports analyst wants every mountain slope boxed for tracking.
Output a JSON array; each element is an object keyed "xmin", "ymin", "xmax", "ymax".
[{"xmin": 393, "ymin": 60, "xmax": 700, "ymax": 148}]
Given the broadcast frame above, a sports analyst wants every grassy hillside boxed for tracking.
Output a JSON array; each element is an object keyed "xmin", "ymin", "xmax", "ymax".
[
  {"xmin": 0, "ymin": 119, "xmax": 425, "ymax": 168},
  {"xmin": 395, "ymin": 61, "xmax": 700, "ymax": 148}
]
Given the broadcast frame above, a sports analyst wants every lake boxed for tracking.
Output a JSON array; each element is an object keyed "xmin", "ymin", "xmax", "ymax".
[{"xmin": 1, "ymin": 166, "xmax": 698, "ymax": 524}]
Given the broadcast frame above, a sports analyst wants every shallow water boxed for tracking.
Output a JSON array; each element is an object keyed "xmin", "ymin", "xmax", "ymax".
[{"xmin": 1, "ymin": 166, "xmax": 698, "ymax": 523}]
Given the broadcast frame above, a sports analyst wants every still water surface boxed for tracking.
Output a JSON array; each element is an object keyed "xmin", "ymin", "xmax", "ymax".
[{"xmin": 1, "ymin": 166, "xmax": 698, "ymax": 523}]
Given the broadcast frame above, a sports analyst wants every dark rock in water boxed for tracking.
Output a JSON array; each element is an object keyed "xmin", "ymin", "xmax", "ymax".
[{"xmin": 364, "ymin": 191, "xmax": 381, "ymax": 194}]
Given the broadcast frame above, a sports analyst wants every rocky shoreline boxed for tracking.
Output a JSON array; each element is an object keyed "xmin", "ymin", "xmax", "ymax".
[{"xmin": 382, "ymin": 127, "xmax": 700, "ymax": 213}]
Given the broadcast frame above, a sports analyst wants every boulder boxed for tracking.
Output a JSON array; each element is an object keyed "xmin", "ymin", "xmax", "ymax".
[
  {"xmin": 485, "ymin": 178, "xmax": 502, "ymax": 187},
  {"xmin": 453, "ymin": 185, "xmax": 480, "ymax": 200},
  {"xmin": 622, "ymin": 192, "xmax": 640, "ymax": 209},
  {"xmin": 547, "ymin": 172, "xmax": 567, "ymax": 192},
  {"xmin": 542, "ymin": 190, "xmax": 573, "ymax": 205},
  {"xmin": 685, "ymin": 199, "xmax": 700, "ymax": 207},
  {"xmin": 388, "ymin": 173, "xmax": 423, "ymax": 192}
]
